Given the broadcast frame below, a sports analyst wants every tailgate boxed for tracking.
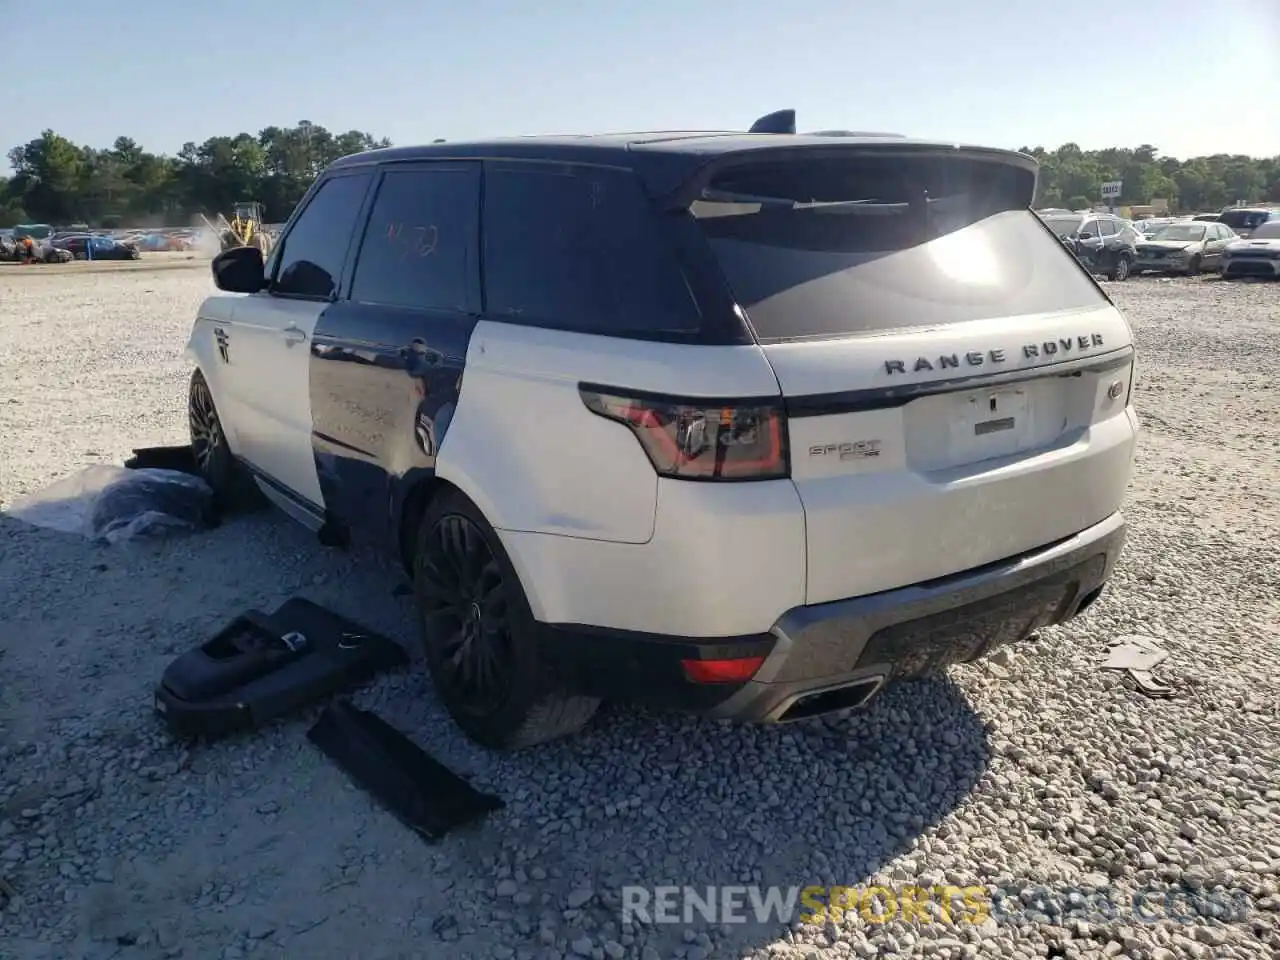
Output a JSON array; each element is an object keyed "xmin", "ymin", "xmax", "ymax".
[
  {"xmin": 766, "ymin": 308, "xmax": 1135, "ymax": 603},
  {"xmin": 684, "ymin": 143, "xmax": 1138, "ymax": 604}
]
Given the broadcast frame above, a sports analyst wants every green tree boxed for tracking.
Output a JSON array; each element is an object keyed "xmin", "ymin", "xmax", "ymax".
[{"xmin": 3, "ymin": 125, "xmax": 1276, "ymax": 227}]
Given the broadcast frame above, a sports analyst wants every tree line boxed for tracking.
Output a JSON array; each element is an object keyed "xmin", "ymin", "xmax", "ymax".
[
  {"xmin": 2, "ymin": 120, "xmax": 1278, "ymax": 228},
  {"xmin": 1, "ymin": 121, "xmax": 390, "ymax": 228}
]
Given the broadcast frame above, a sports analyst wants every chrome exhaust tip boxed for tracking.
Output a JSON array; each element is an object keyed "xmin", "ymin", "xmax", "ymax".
[{"xmin": 775, "ymin": 674, "xmax": 888, "ymax": 723}]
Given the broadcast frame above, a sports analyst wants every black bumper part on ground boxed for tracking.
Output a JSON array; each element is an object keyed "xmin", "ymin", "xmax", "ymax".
[
  {"xmin": 308, "ymin": 700, "xmax": 503, "ymax": 841},
  {"xmin": 155, "ymin": 598, "xmax": 409, "ymax": 738},
  {"xmin": 539, "ymin": 513, "xmax": 1126, "ymax": 723}
]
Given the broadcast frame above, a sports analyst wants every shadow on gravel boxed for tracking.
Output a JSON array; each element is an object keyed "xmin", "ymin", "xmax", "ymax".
[
  {"xmin": 466, "ymin": 678, "xmax": 993, "ymax": 958},
  {"xmin": 0, "ymin": 505, "xmax": 993, "ymax": 959}
]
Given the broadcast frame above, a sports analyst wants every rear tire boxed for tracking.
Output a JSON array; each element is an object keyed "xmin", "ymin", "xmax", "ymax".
[
  {"xmin": 413, "ymin": 490, "xmax": 599, "ymax": 750},
  {"xmin": 1108, "ymin": 255, "xmax": 1131, "ymax": 281},
  {"xmin": 188, "ymin": 369, "xmax": 262, "ymax": 511}
]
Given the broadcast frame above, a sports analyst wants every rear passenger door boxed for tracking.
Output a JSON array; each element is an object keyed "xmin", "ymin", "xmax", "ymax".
[{"xmin": 310, "ymin": 162, "xmax": 481, "ymax": 545}]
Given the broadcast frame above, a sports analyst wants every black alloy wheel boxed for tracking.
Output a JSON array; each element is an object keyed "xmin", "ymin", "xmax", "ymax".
[
  {"xmin": 417, "ymin": 513, "xmax": 514, "ymax": 718},
  {"xmin": 413, "ymin": 491, "xmax": 600, "ymax": 749}
]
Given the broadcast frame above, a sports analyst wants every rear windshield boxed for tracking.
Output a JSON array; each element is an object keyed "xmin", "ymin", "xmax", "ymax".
[
  {"xmin": 1219, "ymin": 210, "xmax": 1272, "ymax": 230},
  {"xmin": 690, "ymin": 156, "xmax": 1108, "ymax": 342}
]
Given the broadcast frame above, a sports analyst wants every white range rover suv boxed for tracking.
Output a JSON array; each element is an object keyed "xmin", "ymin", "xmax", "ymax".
[{"xmin": 186, "ymin": 111, "xmax": 1138, "ymax": 749}]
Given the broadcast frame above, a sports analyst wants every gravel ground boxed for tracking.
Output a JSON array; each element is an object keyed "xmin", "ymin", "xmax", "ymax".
[{"xmin": 1, "ymin": 265, "xmax": 1278, "ymax": 960}]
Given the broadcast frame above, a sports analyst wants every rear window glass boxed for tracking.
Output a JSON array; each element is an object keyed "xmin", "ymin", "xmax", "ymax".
[{"xmin": 690, "ymin": 156, "xmax": 1109, "ymax": 342}]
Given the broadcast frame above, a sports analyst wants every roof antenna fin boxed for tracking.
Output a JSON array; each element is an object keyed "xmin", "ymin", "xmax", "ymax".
[{"xmin": 748, "ymin": 109, "xmax": 796, "ymax": 135}]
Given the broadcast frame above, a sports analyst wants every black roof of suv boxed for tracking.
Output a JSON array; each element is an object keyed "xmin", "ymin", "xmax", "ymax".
[{"xmin": 328, "ymin": 129, "xmax": 1038, "ymax": 202}]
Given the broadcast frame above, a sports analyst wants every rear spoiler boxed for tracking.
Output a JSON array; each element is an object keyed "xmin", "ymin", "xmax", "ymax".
[{"xmin": 747, "ymin": 108, "xmax": 906, "ymax": 139}]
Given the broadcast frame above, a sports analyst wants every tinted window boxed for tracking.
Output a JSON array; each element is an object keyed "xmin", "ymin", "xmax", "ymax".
[
  {"xmin": 273, "ymin": 173, "xmax": 371, "ymax": 299},
  {"xmin": 1097, "ymin": 219, "xmax": 1117, "ymax": 237},
  {"xmin": 691, "ymin": 155, "xmax": 1107, "ymax": 342},
  {"xmin": 1219, "ymin": 210, "xmax": 1271, "ymax": 230},
  {"xmin": 483, "ymin": 163, "xmax": 700, "ymax": 337},
  {"xmin": 350, "ymin": 165, "xmax": 478, "ymax": 311},
  {"xmin": 1042, "ymin": 215, "xmax": 1082, "ymax": 237}
]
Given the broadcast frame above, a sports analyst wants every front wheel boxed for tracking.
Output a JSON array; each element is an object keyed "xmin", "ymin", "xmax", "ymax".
[
  {"xmin": 414, "ymin": 491, "xmax": 599, "ymax": 750},
  {"xmin": 188, "ymin": 369, "xmax": 261, "ymax": 510},
  {"xmin": 1186, "ymin": 255, "xmax": 1202, "ymax": 276}
]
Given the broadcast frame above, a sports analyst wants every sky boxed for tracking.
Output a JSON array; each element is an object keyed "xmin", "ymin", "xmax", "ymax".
[{"xmin": 3, "ymin": 0, "xmax": 1278, "ymax": 174}]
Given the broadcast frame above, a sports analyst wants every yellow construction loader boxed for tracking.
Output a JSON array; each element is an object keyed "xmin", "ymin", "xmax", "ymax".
[{"xmin": 201, "ymin": 201, "xmax": 273, "ymax": 255}]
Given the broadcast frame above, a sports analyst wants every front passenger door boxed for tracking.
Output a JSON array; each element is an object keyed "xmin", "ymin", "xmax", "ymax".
[
  {"xmin": 1203, "ymin": 225, "xmax": 1227, "ymax": 268},
  {"xmin": 229, "ymin": 170, "xmax": 373, "ymax": 514}
]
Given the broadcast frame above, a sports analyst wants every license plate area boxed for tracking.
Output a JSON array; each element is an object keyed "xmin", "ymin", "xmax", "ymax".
[{"xmin": 947, "ymin": 387, "xmax": 1033, "ymax": 464}]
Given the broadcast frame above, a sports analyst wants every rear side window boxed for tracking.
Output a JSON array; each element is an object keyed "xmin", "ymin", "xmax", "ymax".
[
  {"xmin": 690, "ymin": 155, "xmax": 1109, "ymax": 342},
  {"xmin": 482, "ymin": 163, "xmax": 700, "ymax": 338},
  {"xmin": 351, "ymin": 164, "xmax": 479, "ymax": 311},
  {"xmin": 273, "ymin": 172, "xmax": 372, "ymax": 299}
]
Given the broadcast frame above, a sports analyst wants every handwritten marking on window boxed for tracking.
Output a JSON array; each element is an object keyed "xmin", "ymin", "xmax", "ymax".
[{"xmin": 384, "ymin": 222, "xmax": 439, "ymax": 260}]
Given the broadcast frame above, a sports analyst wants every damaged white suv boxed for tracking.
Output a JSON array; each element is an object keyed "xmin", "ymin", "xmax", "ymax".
[{"xmin": 187, "ymin": 111, "xmax": 1138, "ymax": 749}]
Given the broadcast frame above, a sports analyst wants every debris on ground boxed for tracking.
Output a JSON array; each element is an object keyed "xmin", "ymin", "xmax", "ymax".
[
  {"xmin": 5, "ymin": 464, "xmax": 215, "ymax": 543},
  {"xmin": 1101, "ymin": 634, "xmax": 1174, "ymax": 698}
]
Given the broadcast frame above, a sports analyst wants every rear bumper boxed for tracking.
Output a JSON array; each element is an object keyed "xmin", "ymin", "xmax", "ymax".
[{"xmin": 538, "ymin": 511, "xmax": 1126, "ymax": 721}]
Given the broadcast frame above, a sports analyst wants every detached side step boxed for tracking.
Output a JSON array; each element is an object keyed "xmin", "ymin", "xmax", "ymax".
[
  {"xmin": 308, "ymin": 700, "xmax": 503, "ymax": 841},
  {"xmin": 154, "ymin": 597, "xmax": 409, "ymax": 739}
]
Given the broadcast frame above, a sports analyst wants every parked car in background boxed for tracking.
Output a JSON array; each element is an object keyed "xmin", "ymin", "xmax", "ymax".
[
  {"xmin": 1132, "ymin": 221, "xmax": 1236, "ymax": 275},
  {"xmin": 52, "ymin": 234, "xmax": 141, "ymax": 260},
  {"xmin": 1133, "ymin": 217, "xmax": 1179, "ymax": 239},
  {"xmin": 1216, "ymin": 207, "xmax": 1280, "ymax": 239},
  {"xmin": 1039, "ymin": 211, "xmax": 1139, "ymax": 280},
  {"xmin": 1220, "ymin": 220, "xmax": 1280, "ymax": 279}
]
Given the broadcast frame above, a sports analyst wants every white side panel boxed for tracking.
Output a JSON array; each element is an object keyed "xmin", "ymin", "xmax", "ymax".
[
  {"xmin": 435, "ymin": 320, "xmax": 783, "ymax": 544},
  {"xmin": 499, "ymin": 478, "xmax": 807, "ymax": 635},
  {"xmin": 227, "ymin": 295, "xmax": 326, "ymax": 506}
]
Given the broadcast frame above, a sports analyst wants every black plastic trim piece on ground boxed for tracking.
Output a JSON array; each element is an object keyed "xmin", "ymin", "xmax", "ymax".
[
  {"xmin": 154, "ymin": 598, "xmax": 409, "ymax": 739},
  {"xmin": 307, "ymin": 700, "xmax": 503, "ymax": 842},
  {"xmin": 124, "ymin": 444, "xmax": 202, "ymax": 475}
]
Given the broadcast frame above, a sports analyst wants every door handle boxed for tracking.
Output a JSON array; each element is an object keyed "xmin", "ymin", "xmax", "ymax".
[{"xmin": 282, "ymin": 325, "xmax": 307, "ymax": 346}]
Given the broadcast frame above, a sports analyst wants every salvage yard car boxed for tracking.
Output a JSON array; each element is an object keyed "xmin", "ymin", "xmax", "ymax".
[
  {"xmin": 52, "ymin": 234, "xmax": 141, "ymax": 260},
  {"xmin": 1132, "ymin": 221, "xmax": 1236, "ymax": 275},
  {"xmin": 184, "ymin": 112, "xmax": 1139, "ymax": 749},
  {"xmin": 1038, "ymin": 211, "xmax": 1139, "ymax": 280},
  {"xmin": 1220, "ymin": 220, "xmax": 1280, "ymax": 279},
  {"xmin": 1216, "ymin": 206, "xmax": 1279, "ymax": 239}
]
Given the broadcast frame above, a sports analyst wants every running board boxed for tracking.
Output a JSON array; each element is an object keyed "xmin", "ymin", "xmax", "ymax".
[{"xmin": 307, "ymin": 700, "xmax": 504, "ymax": 841}]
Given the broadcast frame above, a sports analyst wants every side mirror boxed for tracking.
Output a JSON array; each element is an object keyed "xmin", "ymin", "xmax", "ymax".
[
  {"xmin": 211, "ymin": 246, "xmax": 266, "ymax": 293},
  {"xmin": 1079, "ymin": 231, "xmax": 1096, "ymax": 240}
]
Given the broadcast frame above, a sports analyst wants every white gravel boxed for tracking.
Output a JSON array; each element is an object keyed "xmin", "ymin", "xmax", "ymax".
[{"xmin": 1, "ymin": 263, "xmax": 1278, "ymax": 960}]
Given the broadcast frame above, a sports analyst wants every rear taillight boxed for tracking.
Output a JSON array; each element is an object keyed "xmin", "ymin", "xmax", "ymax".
[{"xmin": 579, "ymin": 385, "xmax": 789, "ymax": 481}]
